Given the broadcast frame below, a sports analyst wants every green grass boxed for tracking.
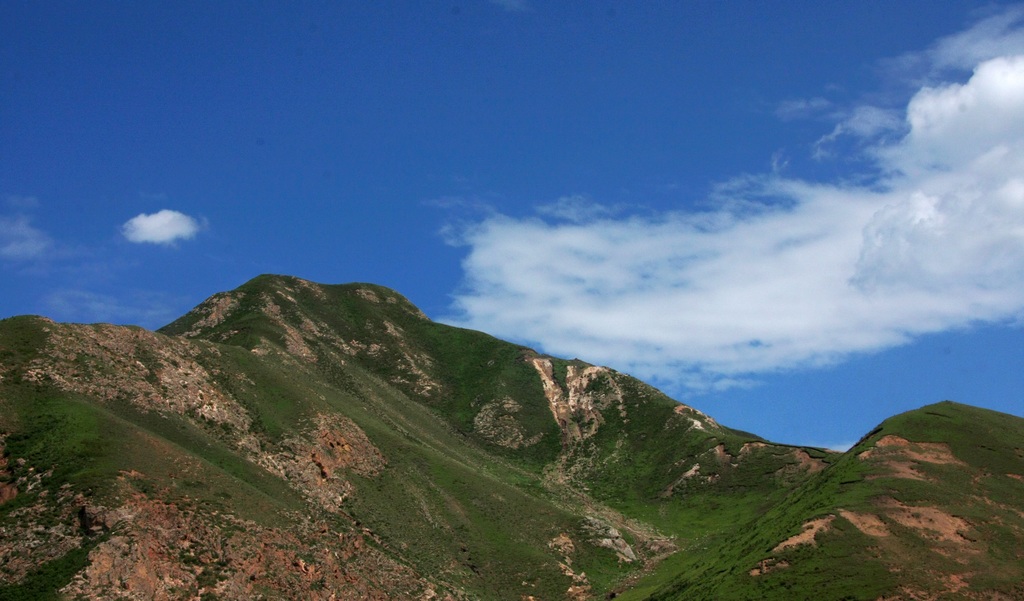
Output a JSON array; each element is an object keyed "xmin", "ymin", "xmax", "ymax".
[
  {"xmin": 3, "ymin": 281, "xmax": 1022, "ymax": 601},
  {"xmin": 625, "ymin": 401, "xmax": 1024, "ymax": 600},
  {"xmin": 1, "ymin": 392, "xmax": 117, "ymax": 505}
]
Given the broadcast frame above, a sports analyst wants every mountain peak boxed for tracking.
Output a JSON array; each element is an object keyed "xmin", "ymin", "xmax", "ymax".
[
  {"xmin": 1, "ymin": 277, "xmax": 1022, "ymax": 600},
  {"xmin": 160, "ymin": 274, "xmax": 428, "ymax": 344}
]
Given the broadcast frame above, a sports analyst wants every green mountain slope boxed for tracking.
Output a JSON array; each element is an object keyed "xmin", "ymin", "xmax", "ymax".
[
  {"xmin": 633, "ymin": 401, "xmax": 1024, "ymax": 601},
  {"xmin": 0, "ymin": 274, "xmax": 1020, "ymax": 600}
]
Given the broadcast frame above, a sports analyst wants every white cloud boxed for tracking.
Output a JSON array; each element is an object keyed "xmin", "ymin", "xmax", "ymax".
[
  {"xmin": 776, "ymin": 97, "xmax": 832, "ymax": 121},
  {"xmin": 924, "ymin": 6, "xmax": 1024, "ymax": 72},
  {"xmin": 446, "ymin": 50, "xmax": 1024, "ymax": 393},
  {"xmin": 0, "ymin": 214, "xmax": 51, "ymax": 260},
  {"xmin": 122, "ymin": 209, "xmax": 201, "ymax": 245},
  {"xmin": 889, "ymin": 55, "xmax": 1024, "ymax": 175},
  {"xmin": 536, "ymin": 195, "xmax": 618, "ymax": 223},
  {"xmin": 881, "ymin": 7, "xmax": 1024, "ymax": 84},
  {"xmin": 814, "ymin": 105, "xmax": 904, "ymax": 159}
]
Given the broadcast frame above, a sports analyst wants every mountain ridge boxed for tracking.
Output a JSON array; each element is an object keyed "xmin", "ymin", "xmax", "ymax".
[{"xmin": 0, "ymin": 274, "xmax": 1021, "ymax": 600}]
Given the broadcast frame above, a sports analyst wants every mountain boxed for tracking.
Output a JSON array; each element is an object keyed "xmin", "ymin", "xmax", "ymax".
[{"xmin": 0, "ymin": 274, "xmax": 1020, "ymax": 600}]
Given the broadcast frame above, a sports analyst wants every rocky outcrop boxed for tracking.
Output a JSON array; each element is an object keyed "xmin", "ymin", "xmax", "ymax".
[
  {"xmin": 61, "ymin": 493, "xmax": 443, "ymax": 601},
  {"xmin": 0, "ymin": 472, "xmax": 84, "ymax": 584},
  {"xmin": 473, "ymin": 397, "xmax": 544, "ymax": 449},
  {"xmin": 257, "ymin": 414, "xmax": 387, "ymax": 512},
  {"xmin": 547, "ymin": 532, "xmax": 591, "ymax": 601},
  {"xmin": 177, "ymin": 291, "xmax": 242, "ymax": 338},
  {"xmin": 0, "ymin": 440, "xmax": 16, "ymax": 505},
  {"xmin": 582, "ymin": 517, "xmax": 638, "ymax": 563},
  {"xmin": 530, "ymin": 358, "xmax": 624, "ymax": 445},
  {"xmin": 670, "ymin": 402, "xmax": 721, "ymax": 432},
  {"xmin": 26, "ymin": 322, "xmax": 252, "ymax": 434},
  {"xmin": 247, "ymin": 283, "xmax": 442, "ymax": 398}
]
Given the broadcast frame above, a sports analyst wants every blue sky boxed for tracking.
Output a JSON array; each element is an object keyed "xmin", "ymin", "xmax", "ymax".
[{"xmin": 3, "ymin": 2, "xmax": 1023, "ymax": 449}]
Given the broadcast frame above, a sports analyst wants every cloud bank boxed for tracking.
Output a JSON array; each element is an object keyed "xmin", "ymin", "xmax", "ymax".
[
  {"xmin": 122, "ymin": 210, "xmax": 201, "ymax": 244},
  {"xmin": 446, "ymin": 21, "xmax": 1024, "ymax": 392}
]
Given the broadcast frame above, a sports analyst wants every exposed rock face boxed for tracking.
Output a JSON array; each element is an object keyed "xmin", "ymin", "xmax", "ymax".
[
  {"xmin": 26, "ymin": 322, "xmax": 252, "ymax": 434},
  {"xmin": 529, "ymin": 358, "xmax": 623, "ymax": 445},
  {"xmin": 788, "ymin": 449, "xmax": 828, "ymax": 473},
  {"xmin": 351, "ymin": 285, "xmax": 428, "ymax": 321},
  {"xmin": 859, "ymin": 434, "xmax": 967, "ymax": 481},
  {"xmin": 771, "ymin": 515, "xmax": 835, "ymax": 553},
  {"xmin": 251, "ymin": 283, "xmax": 442, "ymax": 398},
  {"xmin": 839, "ymin": 509, "xmax": 890, "ymax": 538},
  {"xmin": 258, "ymin": 414, "xmax": 387, "ymax": 513},
  {"xmin": 61, "ymin": 492, "xmax": 442, "ymax": 601},
  {"xmin": 0, "ymin": 473, "xmax": 84, "ymax": 584},
  {"xmin": 548, "ymin": 531, "xmax": 592, "ymax": 601},
  {"xmin": 671, "ymin": 403, "xmax": 721, "ymax": 432},
  {"xmin": 660, "ymin": 462, "xmax": 704, "ymax": 497},
  {"xmin": 473, "ymin": 397, "xmax": 543, "ymax": 449},
  {"xmin": 582, "ymin": 517, "xmax": 638, "ymax": 563},
  {"xmin": 3, "ymin": 277, "xmax": 1018, "ymax": 601},
  {"xmin": 177, "ymin": 291, "xmax": 242, "ymax": 338}
]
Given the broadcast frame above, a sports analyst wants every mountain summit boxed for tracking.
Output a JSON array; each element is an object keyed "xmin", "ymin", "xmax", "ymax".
[{"xmin": 1, "ymin": 275, "xmax": 1021, "ymax": 600}]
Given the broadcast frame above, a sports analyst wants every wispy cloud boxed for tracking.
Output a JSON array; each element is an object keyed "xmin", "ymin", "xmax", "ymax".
[
  {"xmin": 43, "ymin": 289, "xmax": 183, "ymax": 328},
  {"xmin": 122, "ymin": 209, "xmax": 202, "ymax": 245},
  {"xmin": 535, "ymin": 195, "xmax": 620, "ymax": 223},
  {"xmin": 445, "ymin": 14, "xmax": 1024, "ymax": 393},
  {"xmin": 813, "ymin": 105, "xmax": 904, "ymax": 159},
  {"xmin": 889, "ymin": 5, "xmax": 1024, "ymax": 76},
  {"xmin": 775, "ymin": 97, "xmax": 832, "ymax": 121},
  {"xmin": 0, "ymin": 214, "xmax": 51, "ymax": 260}
]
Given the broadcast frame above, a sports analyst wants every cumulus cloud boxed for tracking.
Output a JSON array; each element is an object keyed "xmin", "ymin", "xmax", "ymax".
[
  {"xmin": 122, "ymin": 209, "xmax": 201, "ymax": 245},
  {"xmin": 889, "ymin": 55, "xmax": 1024, "ymax": 175},
  {"xmin": 0, "ymin": 214, "xmax": 51, "ymax": 260},
  {"xmin": 446, "ymin": 44, "xmax": 1024, "ymax": 392}
]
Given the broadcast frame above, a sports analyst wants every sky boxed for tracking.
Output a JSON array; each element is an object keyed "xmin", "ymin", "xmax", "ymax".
[{"xmin": 3, "ymin": 1, "xmax": 1023, "ymax": 449}]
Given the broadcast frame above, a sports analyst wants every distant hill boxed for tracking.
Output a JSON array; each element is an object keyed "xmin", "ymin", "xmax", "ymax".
[{"xmin": 0, "ymin": 274, "xmax": 1020, "ymax": 600}]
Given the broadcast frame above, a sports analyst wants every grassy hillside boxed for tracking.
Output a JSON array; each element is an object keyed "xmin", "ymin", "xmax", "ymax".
[
  {"xmin": 1, "ymin": 275, "xmax": 1020, "ymax": 600},
  {"xmin": 629, "ymin": 402, "xmax": 1024, "ymax": 600}
]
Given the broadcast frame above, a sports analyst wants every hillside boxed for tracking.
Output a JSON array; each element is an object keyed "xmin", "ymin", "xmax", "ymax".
[
  {"xmin": 0, "ymin": 274, "xmax": 1021, "ymax": 600},
  {"xmin": 630, "ymin": 401, "xmax": 1024, "ymax": 600}
]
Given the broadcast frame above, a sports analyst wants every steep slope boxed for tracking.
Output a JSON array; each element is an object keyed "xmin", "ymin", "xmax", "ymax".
[
  {"xmin": 0, "ymin": 316, "xmax": 446, "ymax": 600},
  {"xmin": 633, "ymin": 402, "xmax": 1024, "ymax": 600},
  {"xmin": 160, "ymin": 276, "xmax": 833, "ymax": 550},
  {"xmin": 0, "ymin": 275, "xmax": 823, "ymax": 600},
  {"xmin": 0, "ymin": 312, "xmax": 643, "ymax": 600},
  {"xmin": 161, "ymin": 274, "xmax": 829, "ymax": 486},
  {"xmin": 1, "ymin": 274, "xmax": 1018, "ymax": 600}
]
